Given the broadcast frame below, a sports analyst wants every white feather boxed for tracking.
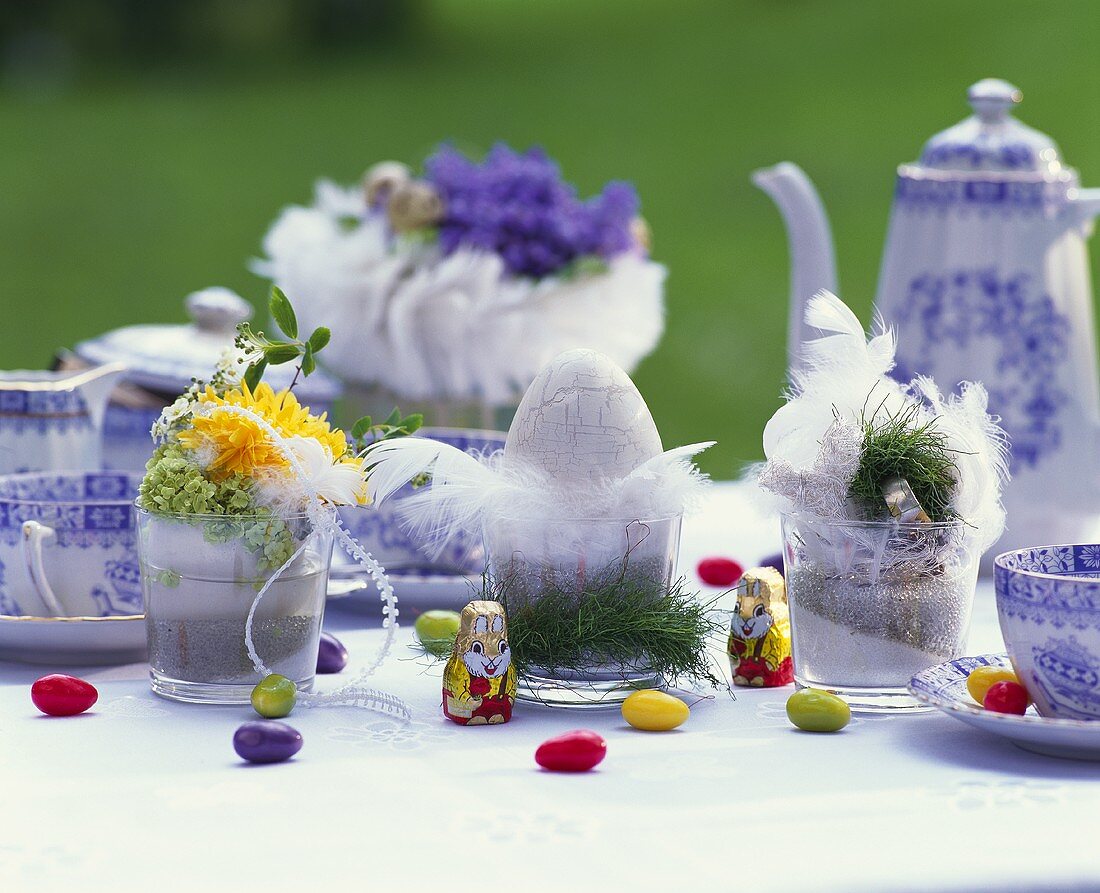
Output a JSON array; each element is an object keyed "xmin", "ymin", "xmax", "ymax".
[
  {"xmin": 363, "ymin": 436, "xmax": 512, "ymax": 559},
  {"xmin": 765, "ymin": 290, "xmax": 908, "ymax": 470},
  {"xmin": 615, "ymin": 442, "xmax": 715, "ymax": 518},
  {"xmin": 759, "ymin": 291, "xmax": 1008, "ymax": 565},
  {"xmin": 804, "ymin": 289, "xmax": 864, "ymax": 338},
  {"xmin": 363, "ymin": 437, "xmax": 494, "ymax": 505},
  {"xmin": 909, "ymin": 376, "xmax": 1009, "ymax": 550}
]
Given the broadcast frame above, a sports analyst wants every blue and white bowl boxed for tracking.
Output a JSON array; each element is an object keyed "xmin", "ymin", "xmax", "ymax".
[
  {"xmin": 338, "ymin": 428, "xmax": 505, "ymax": 575},
  {"xmin": 0, "ymin": 471, "xmax": 142, "ymax": 617},
  {"xmin": 994, "ymin": 544, "xmax": 1100, "ymax": 721}
]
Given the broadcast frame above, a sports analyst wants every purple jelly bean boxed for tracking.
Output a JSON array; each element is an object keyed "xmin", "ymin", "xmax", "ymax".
[
  {"xmin": 233, "ymin": 720, "xmax": 303, "ymax": 764},
  {"xmin": 316, "ymin": 632, "xmax": 349, "ymax": 674},
  {"xmin": 759, "ymin": 552, "xmax": 785, "ymax": 576}
]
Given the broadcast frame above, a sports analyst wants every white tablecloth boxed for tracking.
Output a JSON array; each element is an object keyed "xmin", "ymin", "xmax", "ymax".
[{"xmin": 3, "ymin": 483, "xmax": 1100, "ymax": 893}]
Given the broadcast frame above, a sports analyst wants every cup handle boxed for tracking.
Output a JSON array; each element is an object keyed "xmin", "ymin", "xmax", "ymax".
[{"xmin": 21, "ymin": 521, "xmax": 67, "ymax": 617}]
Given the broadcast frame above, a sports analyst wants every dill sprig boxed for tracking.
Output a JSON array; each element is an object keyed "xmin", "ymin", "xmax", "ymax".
[
  {"xmin": 848, "ymin": 402, "xmax": 958, "ymax": 522},
  {"xmin": 485, "ymin": 570, "xmax": 725, "ymax": 688}
]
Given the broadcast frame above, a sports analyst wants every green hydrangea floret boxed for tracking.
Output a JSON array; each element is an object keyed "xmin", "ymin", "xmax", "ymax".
[
  {"xmin": 139, "ymin": 443, "xmax": 298, "ymax": 573},
  {"xmin": 139, "ymin": 443, "xmax": 254, "ymax": 515}
]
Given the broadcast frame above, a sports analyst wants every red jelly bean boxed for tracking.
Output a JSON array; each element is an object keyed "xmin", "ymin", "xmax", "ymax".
[
  {"xmin": 535, "ymin": 729, "xmax": 607, "ymax": 772},
  {"xmin": 696, "ymin": 556, "xmax": 744, "ymax": 587},
  {"xmin": 983, "ymin": 680, "xmax": 1029, "ymax": 715},
  {"xmin": 31, "ymin": 674, "xmax": 98, "ymax": 717}
]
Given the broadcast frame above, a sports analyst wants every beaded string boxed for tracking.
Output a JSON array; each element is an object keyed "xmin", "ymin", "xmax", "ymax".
[{"xmin": 191, "ymin": 401, "xmax": 409, "ymax": 720}]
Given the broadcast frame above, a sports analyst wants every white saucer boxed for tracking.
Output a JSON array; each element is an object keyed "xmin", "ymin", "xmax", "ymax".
[
  {"xmin": 909, "ymin": 654, "xmax": 1100, "ymax": 761},
  {"xmin": 327, "ymin": 566, "xmax": 479, "ymax": 610},
  {"xmin": 0, "ymin": 614, "xmax": 147, "ymax": 666}
]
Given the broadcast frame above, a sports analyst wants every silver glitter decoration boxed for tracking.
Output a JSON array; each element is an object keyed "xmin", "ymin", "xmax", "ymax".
[
  {"xmin": 787, "ymin": 564, "xmax": 972, "ymax": 688},
  {"xmin": 758, "ymin": 419, "xmax": 863, "ymax": 522}
]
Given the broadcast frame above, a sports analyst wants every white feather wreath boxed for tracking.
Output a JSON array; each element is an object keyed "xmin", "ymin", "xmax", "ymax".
[
  {"xmin": 255, "ymin": 180, "xmax": 667, "ymax": 404},
  {"xmin": 363, "ymin": 437, "xmax": 714, "ymax": 559}
]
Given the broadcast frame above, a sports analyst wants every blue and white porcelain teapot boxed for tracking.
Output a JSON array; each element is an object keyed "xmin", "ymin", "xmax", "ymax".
[
  {"xmin": 755, "ymin": 78, "xmax": 1100, "ymax": 555},
  {"xmin": 0, "ymin": 363, "xmax": 126, "ymax": 474}
]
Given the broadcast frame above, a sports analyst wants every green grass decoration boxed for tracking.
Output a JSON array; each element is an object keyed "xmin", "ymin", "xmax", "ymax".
[
  {"xmin": 848, "ymin": 402, "xmax": 959, "ymax": 522},
  {"xmin": 483, "ymin": 571, "xmax": 726, "ymax": 688}
]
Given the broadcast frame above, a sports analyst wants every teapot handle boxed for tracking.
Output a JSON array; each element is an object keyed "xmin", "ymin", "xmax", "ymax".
[{"xmin": 21, "ymin": 521, "xmax": 66, "ymax": 617}]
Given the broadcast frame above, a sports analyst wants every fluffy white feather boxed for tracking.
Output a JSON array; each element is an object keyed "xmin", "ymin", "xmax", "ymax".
[
  {"xmin": 756, "ymin": 419, "xmax": 863, "ymax": 520},
  {"xmin": 909, "ymin": 376, "xmax": 1009, "ymax": 550},
  {"xmin": 364, "ymin": 437, "xmax": 496, "ymax": 505},
  {"xmin": 764, "ymin": 290, "xmax": 908, "ymax": 470},
  {"xmin": 363, "ymin": 437, "xmax": 510, "ymax": 558},
  {"xmin": 614, "ymin": 442, "xmax": 715, "ymax": 517}
]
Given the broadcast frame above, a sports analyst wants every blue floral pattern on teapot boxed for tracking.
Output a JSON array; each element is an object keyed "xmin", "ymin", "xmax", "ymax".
[{"xmin": 894, "ymin": 268, "xmax": 1071, "ymax": 471}]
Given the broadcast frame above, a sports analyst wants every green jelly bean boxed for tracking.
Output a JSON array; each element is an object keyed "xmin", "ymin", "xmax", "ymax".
[
  {"xmin": 251, "ymin": 674, "xmax": 298, "ymax": 719},
  {"xmin": 786, "ymin": 688, "xmax": 851, "ymax": 732},
  {"xmin": 415, "ymin": 610, "xmax": 461, "ymax": 656}
]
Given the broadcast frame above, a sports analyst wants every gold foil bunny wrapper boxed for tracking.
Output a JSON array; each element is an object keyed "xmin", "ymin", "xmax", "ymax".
[
  {"xmin": 727, "ymin": 567, "xmax": 794, "ymax": 687},
  {"xmin": 443, "ymin": 600, "xmax": 517, "ymax": 725}
]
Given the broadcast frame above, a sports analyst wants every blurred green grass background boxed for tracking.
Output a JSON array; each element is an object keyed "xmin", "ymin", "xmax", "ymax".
[{"xmin": 2, "ymin": 0, "xmax": 1099, "ymax": 477}]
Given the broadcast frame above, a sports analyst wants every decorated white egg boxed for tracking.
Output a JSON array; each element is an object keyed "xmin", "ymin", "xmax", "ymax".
[{"xmin": 504, "ymin": 349, "xmax": 662, "ymax": 484}]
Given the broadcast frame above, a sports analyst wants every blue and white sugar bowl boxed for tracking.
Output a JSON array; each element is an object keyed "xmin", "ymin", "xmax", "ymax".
[{"xmin": 995, "ymin": 544, "xmax": 1100, "ymax": 721}]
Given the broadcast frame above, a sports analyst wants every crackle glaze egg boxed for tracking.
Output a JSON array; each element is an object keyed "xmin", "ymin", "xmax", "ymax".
[{"xmin": 504, "ymin": 349, "xmax": 662, "ymax": 484}]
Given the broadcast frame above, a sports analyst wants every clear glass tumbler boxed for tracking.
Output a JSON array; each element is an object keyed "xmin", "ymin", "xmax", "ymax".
[
  {"xmin": 136, "ymin": 505, "xmax": 332, "ymax": 704},
  {"xmin": 781, "ymin": 513, "xmax": 979, "ymax": 712},
  {"xmin": 485, "ymin": 514, "xmax": 682, "ymax": 708}
]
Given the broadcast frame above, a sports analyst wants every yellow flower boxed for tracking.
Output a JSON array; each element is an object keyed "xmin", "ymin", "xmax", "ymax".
[
  {"xmin": 179, "ymin": 382, "xmax": 349, "ymax": 480},
  {"xmin": 178, "ymin": 414, "xmax": 285, "ymax": 479}
]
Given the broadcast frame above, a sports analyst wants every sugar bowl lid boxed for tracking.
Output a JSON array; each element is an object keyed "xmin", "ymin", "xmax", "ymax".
[
  {"xmin": 74, "ymin": 287, "xmax": 341, "ymax": 401},
  {"xmin": 916, "ymin": 79, "xmax": 1065, "ymax": 176}
]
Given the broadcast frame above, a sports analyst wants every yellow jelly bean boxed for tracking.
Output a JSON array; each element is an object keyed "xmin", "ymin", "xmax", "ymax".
[
  {"xmin": 621, "ymin": 689, "xmax": 689, "ymax": 731},
  {"xmin": 966, "ymin": 665, "xmax": 1026, "ymax": 706},
  {"xmin": 786, "ymin": 688, "xmax": 850, "ymax": 732}
]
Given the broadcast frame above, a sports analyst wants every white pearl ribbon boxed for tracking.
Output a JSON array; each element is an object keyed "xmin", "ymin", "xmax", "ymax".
[{"xmin": 191, "ymin": 401, "xmax": 410, "ymax": 720}]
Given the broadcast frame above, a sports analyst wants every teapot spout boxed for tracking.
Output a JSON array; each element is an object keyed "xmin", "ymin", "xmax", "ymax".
[
  {"xmin": 752, "ymin": 162, "xmax": 839, "ymax": 377},
  {"xmin": 1069, "ymin": 187, "xmax": 1100, "ymax": 230}
]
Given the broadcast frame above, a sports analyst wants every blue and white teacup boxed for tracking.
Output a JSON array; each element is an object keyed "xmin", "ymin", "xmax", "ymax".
[
  {"xmin": 338, "ymin": 428, "xmax": 506, "ymax": 575},
  {"xmin": 994, "ymin": 544, "xmax": 1100, "ymax": 720},
  {"xmin": 0, "ymin": 471, "xmax": 142, "ymax": 618}
]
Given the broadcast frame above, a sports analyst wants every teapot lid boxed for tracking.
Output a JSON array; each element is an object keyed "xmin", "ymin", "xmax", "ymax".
[
  {"xmin": 916, "ymin": 79, "xmax": 1065, "ymax": 176},
  {"xmin": 74, "ymin": 287, "xmax": 341, "ymax": 402}
]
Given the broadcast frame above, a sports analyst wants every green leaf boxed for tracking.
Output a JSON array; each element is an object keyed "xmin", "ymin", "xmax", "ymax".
[
  {"xmin": 264, "ymin": 344, "xmax": 301, "ymax": 365},
  {"xmin": 270, "ymin": 286, "xmax": 298, "ymax": 339},
  {"xmin": 243, "ymin": 359, "xmax": 267, "ymax": 391},
  {"xmin": 384, "ymin": 407, "xmax": 402, "ymax": 427},
  {"xmin": 351, "ymin": 416, "xmax": 373, "ymax": 439},
  {"xmin": 301, "ymin": 343, "xmax": 316, "ymax": 376},
  {"xmin": 307, "ymin": 327, "xmax": 331, "ymax": 353},
  {"xmin": 401, "ymin": 413, "xmax": 423, "ymax": 434}
]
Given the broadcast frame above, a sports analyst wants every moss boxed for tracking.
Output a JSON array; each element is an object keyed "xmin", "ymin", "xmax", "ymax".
[{"xmin": 848, "ymin": 404, "xmax": 959, "ymax": 522}]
